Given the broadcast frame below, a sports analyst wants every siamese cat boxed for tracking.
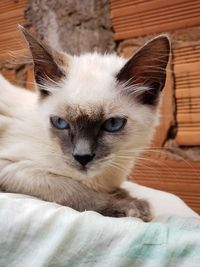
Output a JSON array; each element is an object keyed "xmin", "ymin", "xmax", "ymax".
[{"xmin": 0, "ymin": 27, "xmax": 170, "ymax": 221}]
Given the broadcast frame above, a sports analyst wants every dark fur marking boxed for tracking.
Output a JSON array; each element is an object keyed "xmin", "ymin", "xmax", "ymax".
[
  {"xmin": 20, "ymin": 27, "xmax": 66, "ymax": 98},
  {"xmin": 116, "ymin": 35, "xmax": 170, "ymax": 106},
  {"xmin": 1, "ymin": 175, "xmax": 152, "ymax": 221},
  {"xmin": 99, "ymin": 188, "xmax": 152, "ymax": 221},
  {"xmin": 50, "ymin": 108, "xmax": 113, "ymax": 164}
]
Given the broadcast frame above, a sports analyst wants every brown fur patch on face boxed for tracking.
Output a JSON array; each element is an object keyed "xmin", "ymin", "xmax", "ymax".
[
  {"xmin": 49, "ymin": 102, "xmax": 131, "ymax": 173},
  {"xmin": 49, "ymin": 103, "xmax": 130, "ymax": 172},
  {"xmin": 49, "ymin": 105, "xmax": 109, "ymax": 165},
  {"xmin": 64, "ymin": 105, "xmax": 104, "ymax": 122},
  {"xmin": 52, "ymin": 49, "xmax": 70, "ymax": 73}
]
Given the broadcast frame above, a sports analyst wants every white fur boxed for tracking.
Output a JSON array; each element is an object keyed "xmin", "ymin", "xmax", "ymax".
[{"xmin": 0, "ymin": 53, "xmax": 160, "ymax": 199}]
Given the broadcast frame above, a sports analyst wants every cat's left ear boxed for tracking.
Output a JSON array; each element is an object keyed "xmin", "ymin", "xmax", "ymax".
[
  {"xmin": 19, "ymin": 26, "xmax": 69, "ymax": 98},
  {"xmin": 116, "ymin": 35, "xmax": 171, "ymax": 106}
]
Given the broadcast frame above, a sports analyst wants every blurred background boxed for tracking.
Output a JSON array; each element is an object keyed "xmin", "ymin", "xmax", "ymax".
[{"xmin": 0, "ymin": 0, "xmax": 199, "ymax": 213}]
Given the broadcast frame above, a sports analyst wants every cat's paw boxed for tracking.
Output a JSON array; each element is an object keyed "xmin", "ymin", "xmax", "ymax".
[
  {"xmin": 101, "ymin": 191, "xmax": 152, "ymax": 221},
  {"xmin": 124, "ymin": 198, "xmax": 152, "ymax": 222}
]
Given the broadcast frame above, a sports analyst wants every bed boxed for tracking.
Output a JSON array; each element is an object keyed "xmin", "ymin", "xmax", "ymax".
[{"xmin": 0, "ymin": 181, "xmax": 199, "ymax": 267}]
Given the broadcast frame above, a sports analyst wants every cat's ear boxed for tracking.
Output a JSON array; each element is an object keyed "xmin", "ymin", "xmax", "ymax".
[
  {"xmin": 116, "ymin": 35, "xmax": 170, "ymax": 105},
  {"xmin": 19, "ymin": 26, "xmax": 69, "ymax": 98}
]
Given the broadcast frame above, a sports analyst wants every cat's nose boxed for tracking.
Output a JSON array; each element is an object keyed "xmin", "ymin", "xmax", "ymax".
[{"xmin": 73, "ymin": 154, "xmax": 95, "ymax": 166}]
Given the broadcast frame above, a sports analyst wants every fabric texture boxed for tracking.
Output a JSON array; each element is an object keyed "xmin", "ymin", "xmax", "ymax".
[{"xmin": 0, "ymin": 184, "xmax": 199, "ymax": 267}]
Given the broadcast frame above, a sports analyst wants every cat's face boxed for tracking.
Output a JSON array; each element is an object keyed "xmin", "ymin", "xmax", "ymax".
[
  {"xmin": 41, "ymin": 61, "xmax": 155, "ymax": 177},
  {"xmin": 21, "ymin": 27, "xmax": 170, "ymax": 179}
]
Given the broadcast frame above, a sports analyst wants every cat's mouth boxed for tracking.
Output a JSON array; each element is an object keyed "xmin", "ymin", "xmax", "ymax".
[
  {"xmin": 78, "ymin": 165, "xmax": 88, "ymax": 172},
  {"xmin": 74, "ymin": 155, "xmax": 114, "ymax": 175},
  {"xmin": 73, "ymin": 159, "xmax": 105, "ymax": 175}
]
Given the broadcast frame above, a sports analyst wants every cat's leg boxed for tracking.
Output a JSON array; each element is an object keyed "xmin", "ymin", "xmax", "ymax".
[
  {"xmin": 99, "ymin": 188, "xmax": 152, "ymax": 221},
  {"xmin": 56, "ymin": 179, "xmax": 152, "ymax": 221},
  {"xmin": 0, "ymin": 166, "xmax": 151, "ymax": 221}
]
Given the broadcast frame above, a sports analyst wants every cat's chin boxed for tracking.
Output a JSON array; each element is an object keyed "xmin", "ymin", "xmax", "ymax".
[
  {"xmin": 73, "ymin": 164, "xmax": 104, "ymax": 179},
  {"xmin": 77, "ymin": 166, "xmax": 98, "ymax": 177},
  {"xmin": 69, "ymin": 155, "xmax": 116, "ymax": 180},
  {"xmin": 72, "ymin": 157, "xmax": 112, "ymax": 173},
  {"xmin": 77, "ymin": 166, "xmax": 88, "ymax": 173},
  {"xmin": 71, "ymin": 164, "xmax": 93, "ymax": 178}
]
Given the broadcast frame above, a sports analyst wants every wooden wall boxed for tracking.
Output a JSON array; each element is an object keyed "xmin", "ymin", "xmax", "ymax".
[
  {"xmin": 174, "ymin": 41, "xmax": 200, "ymax": 145},
  {"xmin": 0, "ymin": 0, "xmax": 26, "ymax": 61},
  {"xmin": 111, "ymin": 0, "xmax": 200, "ymax": 40},
  {"xmin": 0, "ymin": 0, "xmax": 34, "ymax": 89},
  {"xmin": 133, "ymin": 160, "xmax": 200, "ymax": 213}
]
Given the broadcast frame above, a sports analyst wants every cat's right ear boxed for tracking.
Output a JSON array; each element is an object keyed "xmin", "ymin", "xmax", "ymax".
[
  {"xmin": 116, "ymin": 35, "xmax": 170, "ymax": 106},
  {"xmin": 19, "ymin": 25, "xmax": 69, "ymax": 98}
]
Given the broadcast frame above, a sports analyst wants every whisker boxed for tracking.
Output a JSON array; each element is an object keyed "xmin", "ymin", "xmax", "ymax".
[
  {"xmin": 110, "ymin": 162, "xmax": 128, "ymax": 173},
  {"xmin": 133, "ymin": 156, "xmax": 179, "ymax": 179}
]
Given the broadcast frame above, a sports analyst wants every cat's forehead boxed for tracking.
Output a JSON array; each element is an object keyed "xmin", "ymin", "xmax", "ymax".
[
  {"xmin": 65, "ymin": 104, "xmax": 104, "ymax": 122},
  {"xmin": 54, "ymin": 101, "xmax": 127, "ymax": 124},
  {"xmin": 55, "ymin": 53, "xmax": 126, "ymax": 107},
  {"xmin": 45, "ymin": 53, "xmax": 133, "ymax": 119},
  {"xmin": 70, "ymin": 53, "xmax": 125, "ymax": 76}
]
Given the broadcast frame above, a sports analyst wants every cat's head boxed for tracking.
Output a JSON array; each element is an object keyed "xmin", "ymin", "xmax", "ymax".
[{"xmin": 21, "ymin": 27, "xmax": 170, "ymax": 180}]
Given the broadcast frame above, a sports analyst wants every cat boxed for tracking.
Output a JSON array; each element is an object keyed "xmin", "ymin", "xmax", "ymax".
[{"xmin": 0, "ymin": 26, "xmax": 170, "ymax": 221}]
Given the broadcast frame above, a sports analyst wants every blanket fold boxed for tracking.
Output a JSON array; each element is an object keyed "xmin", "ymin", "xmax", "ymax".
[{"xmin": 0, "ymin": 192, "xmax": 199, "ymax": 267}]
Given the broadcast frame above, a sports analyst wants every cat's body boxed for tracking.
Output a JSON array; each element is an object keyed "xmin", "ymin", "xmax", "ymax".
[{"xmin": 0, "ymin": 28, "xmax": 170, "ymax": 220}]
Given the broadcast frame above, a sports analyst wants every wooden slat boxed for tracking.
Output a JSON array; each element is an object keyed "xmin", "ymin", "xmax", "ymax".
[
  {"xmin": 0, "ymin": 1, "xmax": 27, "ymax": 62},
  {"xmin": 113, "ymin": 3, "xmax": 200, "ymax": 28},
  {"xmin": 111, "ymin": 0, "xmax": 154, "ymax": 10},
  {"xmin": 0, "ymin": 0, "xmax": 27, "ymax": 14},
  {"xmin": 177, "ymin": 97, "xmax": 200, "ymax": 106},
  {"xmin": 0, "ymin": 69, "xmax": 16, "ymax": 85},
  {"xmin": 177, "ymin": 113, "xmax": 200, "ymax": 123},
  {"xmin": 178, "ymin": 107, "xmax": 200, "ymax": 113},
  {"xmin": 179, "ymin": 124, "xmax": 200, "ymax": 129},
  {"xmin": 0, "ymin": 32, "xmax": 25, "ymax": 53},
  {"xmin": 178, "ymin": 110, "xmax": 200, "ymax": 115},
  {"xmin": 111, "ymin": 0, "xmax": 200, "ymax": 40},
  {"xmin": 178, "ymin": 127, "xmax": 200, "ymax": 132},
  {"xmin": 173, "ymin": 41, "xmax": 200, "ymax": 146},
  {"xmin": 0, "ymin": 15, "xmax": 25, "ymax": 35},
  {"xmin": 177, "ymin": 102, "xmax": 200, "ymax": 109},
  {"xmin": 176, "ymin": 132, "xmax": 200, "ymax": 145},
  {"xmin": 175, "ymin": 88, "xmax": 200, "ymax": 98},
  {"xmin": 174, "ymin": 43, "xmax": 200, "ymax": 58},
  {"xmin": 112, "ymin": 0, "xmax": 191, "ymax": 17},
  {"xmin": 131, "ymin": 159, "xmax": 200, "ymax": 214},
  {"xmin": 174, "ymin": 62, "xmax": 200, "ymax": 74},
  {"xmin": 115, "ymin": 18, "xmax": 200, "ymax": 40}
]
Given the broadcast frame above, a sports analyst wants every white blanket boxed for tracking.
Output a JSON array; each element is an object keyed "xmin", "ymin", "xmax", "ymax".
[{"xmin": 0, "ymin": 182, "xmax": 199, "ymax": 267}]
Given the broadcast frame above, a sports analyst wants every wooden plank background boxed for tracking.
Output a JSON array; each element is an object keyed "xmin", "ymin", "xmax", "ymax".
[
  {"xmin": 0, "ymin": 0, "xmax": 35, "ymax": 89},
  {"xmin": 0, "ymin": 0, "xmax": 27, "ymax": 62},
  {"xmin": 174, "ymin": 41, "xmax": 200, "ymax": 145},
  {"xmin": 111, "ymin": 0, "xmax": 200, "ymax": 40},
  {"xmin": 132, "ymin": 159, "xmax": 200, "ymax": 214}
]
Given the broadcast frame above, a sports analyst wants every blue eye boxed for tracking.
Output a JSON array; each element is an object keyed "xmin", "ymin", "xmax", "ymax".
[
  {"xmin": 102, "ymin": 117, "xmax": 126, "ymax": 133},
  {"xmin": 50, "ymin": 116, "xmax": 70, "ymax": 130}
]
